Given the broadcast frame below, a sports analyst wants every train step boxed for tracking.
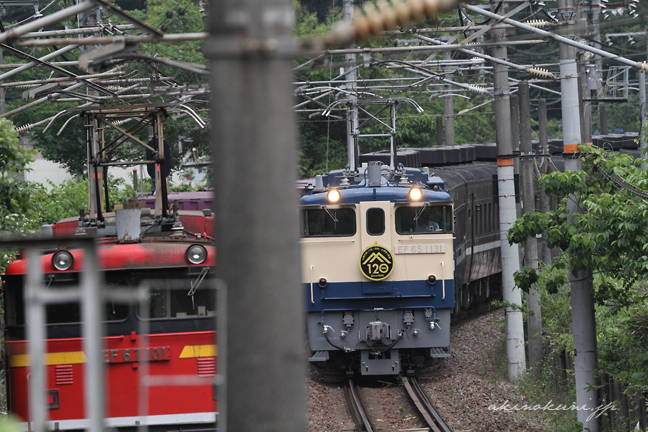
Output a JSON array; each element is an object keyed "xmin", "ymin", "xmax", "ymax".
[
  {"xmin": 308, "ymin": 351, "xmax": 330, "ymax": 362},
  {"xmin": 430, "ymin": 347, "xmax": 451, "ymax": 358}
]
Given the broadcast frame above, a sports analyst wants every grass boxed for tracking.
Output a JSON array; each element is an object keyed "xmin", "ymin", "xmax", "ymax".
[
  {"xmin": 513, "ymin": 353, "xmax": 632, "ymax": 432},
  {"xmin": 489, "ymin": 338, "xmax": 581, "ymax": 431}
]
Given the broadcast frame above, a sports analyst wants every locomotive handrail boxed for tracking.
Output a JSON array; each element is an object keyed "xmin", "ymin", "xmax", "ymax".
[
  {"xmin": 441, "ymin": 261, "xmax": 445, "ymax": 300},
  {"xmin": 310, "ymin": 265, "xmax": 314, "ymax": 304}
]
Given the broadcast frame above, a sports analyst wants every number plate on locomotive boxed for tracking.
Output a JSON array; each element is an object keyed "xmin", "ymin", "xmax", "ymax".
[
  {"xmin": 103, "ymin": 347, "xmax": 170, "ymax": 363},
  {"xmin": 395, "ymin": 244, "xmax": 445, "ymax": 254}
]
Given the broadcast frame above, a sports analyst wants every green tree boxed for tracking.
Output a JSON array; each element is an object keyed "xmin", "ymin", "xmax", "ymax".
[
  {"xmin": 508, "ymin": 144, "xmax": 648, "ymax": 302},
  {"xmin": 0, "ymin": 118, "xmax": 35, "ymax": 232}
]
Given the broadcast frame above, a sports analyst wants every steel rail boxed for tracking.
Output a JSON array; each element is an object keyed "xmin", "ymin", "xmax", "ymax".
[
  {"xmin": 346, "ymin": 379, "xmax": 373, "ymax": 432},
  {"xmin": 404, "ymin": 377, "xmax": 453, "ymax": 432}
]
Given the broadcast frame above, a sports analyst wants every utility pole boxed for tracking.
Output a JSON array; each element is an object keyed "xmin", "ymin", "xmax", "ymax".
[
  {"xmin": 538, "ymin": 98, "xmax": 551, "ymax": 265},
  {"xmin": 639, "ymin": 69, "xmax": 645, "ymax": 168},
  {"xmin": 577, "ymin": 1, "xmax": 591, "ymax": 143},
  {"xmin": 640, "ymin": 31, "xmax": 646, "ymax": 168},
  {"xmin": 510, "ymin": 94, "xmax": 520, "ymax": 151},
  {"xmin": 490, "ymin": 0, "xmax": 526, "ymax": 382},
  {"xmin": 344, "ymin": 0, "xmax": 359, "ymax": 169},
  {"xmin": 599, "ymin": 104, "xmax": 607, "ymax": 134},
  {"xmin": 436, "ymin": 115, "xmax": 443, "ymax": 146},
  {"xmin": 443, "ymin": 50, "xmax": 455, "ymax": 146},
  {"xmin": 510, "ymin": 93, "xmax": 522, "ymax": 231},
  {"xmin": 558, "ymin": 0, "xmax": 599, "ymax": 429},
  {"xmin": 0, "ymin": 48, "xmax": 5, "ymax": 114},
  {"xmin": 207, "ymin": 0, "xmax": 307, "ymax": 431},
  {"xmin": 519, "ymin": 81, "xmax": 542, "ymax": 375}
]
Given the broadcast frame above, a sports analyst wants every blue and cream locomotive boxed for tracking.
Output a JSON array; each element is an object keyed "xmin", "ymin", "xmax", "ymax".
[{"xmin": 300, "ymin": 162, "xmax": 455, "ymax": 375}]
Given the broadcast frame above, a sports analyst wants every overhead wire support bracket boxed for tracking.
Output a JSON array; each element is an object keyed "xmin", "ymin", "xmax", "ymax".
[
  {"xmin": 0, "ymin": 1, "xmax": 94, "ymax": 44},
  {"xmin": 1, "ymin": 43, "xmax": 120, "ymax": 99},
  {"xmin": 460, "ymin": 1, "xmax": 531, "ymax": 45},
  {"xmin": 89, "ymin": 0, "xmax": 164, "ymax": 38}
]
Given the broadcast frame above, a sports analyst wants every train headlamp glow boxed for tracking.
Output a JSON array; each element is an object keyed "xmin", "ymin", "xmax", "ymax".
[
  {"xmin": 186, "ymin": 245, "xmax": 207, "ymax": 265},
  {"xmin": 52, "ymin": 250, "xmax": 73, "ymax": 271},
  {"xmin": 409, "ymin": 187, "xmax": 423, "ymax": 201},
  {"xmin": 327, "ymin": 189, "xmax": 340, "ymax": 203}
]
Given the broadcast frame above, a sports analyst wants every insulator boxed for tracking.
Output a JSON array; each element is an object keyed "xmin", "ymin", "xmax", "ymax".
[
  {"xmin": 15, "ymin": 124, "xmax": 33, "ymax": 133},
  {"xmin": 525, "ymin": 19, "xmax": 550, "ymax": 28},
  {"xmin": 638, "ymin": 61, "xmax": 648, "ymax": 72},
  {"xmin": 466, "ymin": 84, "xmax": 489, "ymax": 95},
  {"xmin": 328, "ymin": 0, "xmax": 458, "ymax": 46},
  {"xmin": 528, "ymin": 67, "xmax": 557, "ymax": 79}
]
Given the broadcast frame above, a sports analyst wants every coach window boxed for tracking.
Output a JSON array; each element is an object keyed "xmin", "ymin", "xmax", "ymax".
[
  {"xmin": 302, "ymin": 207, "xmax": 356, "ymax": 237},
  {"xmin": 366, "ymin": 208, "xmax": 385, "ymax": 235}
]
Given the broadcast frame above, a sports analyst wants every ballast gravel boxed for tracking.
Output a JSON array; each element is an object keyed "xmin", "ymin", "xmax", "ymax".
[{"xmin": 307, "ymin": 308, "xmax": 545, "ymax": 432}]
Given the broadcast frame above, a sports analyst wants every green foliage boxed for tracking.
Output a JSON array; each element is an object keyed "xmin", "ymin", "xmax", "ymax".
[
  {"xmin": 509, "ymin": 145, "xmax": 648, "ymax": 297},
  {"xmin": 511, "ymin": 141, "xmax": 648, "ymax": 402},
  {"xmin": 0, "ymin": 118, "xmax": 35, "ymax": 233},
  {"xmin": 513, "ymin": 267, "xmax": 539, "ymax": 294},
  {"xmin": 294, "ymin": 0, "xmax": 331, "ymax": 38},
  {"xmin": 28, "ymin": 180, "xmax": 89, "ymax": 225}
]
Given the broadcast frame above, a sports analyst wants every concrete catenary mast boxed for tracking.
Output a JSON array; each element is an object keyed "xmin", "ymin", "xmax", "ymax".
[
  {"xmin": 344, "ymin": 0, "xmax": 359, "ymax": 170},
  {"xmin": 489, "ymin": 0, "xmax": 526, "ymax": 381},
  {"xmin": 558, "ymin": 0, "xmax": 599, "ymax": 429},
  {"xmin": 519, "ymin": 81, "xmax": 542, "ymax": 375}
]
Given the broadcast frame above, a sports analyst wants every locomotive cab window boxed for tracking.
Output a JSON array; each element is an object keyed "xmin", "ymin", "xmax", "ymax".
[
  {"xmin": 395, "ymin": 205, "xmax": 453, "ymax": 234},
  {"xmin": 302, "ymin": 207, "xmax": 356, "ymax": 237},
  {"xmin": 138, "ymin": 278, "xmax": 216, "ymax": 319},
  {"xmin": 3, "ymin": 275, "xmax": 129, "ymax": 326},
  {"xmin": 366, "ymin": 208, "xmax": 385, "ymax": 235}
]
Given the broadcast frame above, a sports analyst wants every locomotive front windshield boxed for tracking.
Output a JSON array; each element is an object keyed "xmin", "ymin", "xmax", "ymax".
[
  {"xmin": 302, "ymin": 207, "xmax": 356, "ymax": 237},
  {"xmin": 4, "ymin": 273, "xmax": 215, "ymax": 327},
  {"xmin": 140, "ymin": 278, "xmax": 215, "ymax": 319},
  {"xmin": 395, "ymin": 205, "xmax": 453, "ymax": 234}
]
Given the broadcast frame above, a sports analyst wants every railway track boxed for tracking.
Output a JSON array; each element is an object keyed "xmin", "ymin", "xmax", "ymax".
[
  {"xmin": 403, "ymin": 376, "xmax": 453, "ymax": 432},
  {"xmin": 345, "ymin": 378, "xmax": 374, "ymax": 432},
  {"xmin": 345, "ymin": 377, "xmax": 452, "ymax": 432}
]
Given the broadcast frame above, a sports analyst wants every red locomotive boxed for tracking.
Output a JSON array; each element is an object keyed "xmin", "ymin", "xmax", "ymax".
[{"xmin": 2, "ymin": 197, "xmax": 217, "ymax": 431}]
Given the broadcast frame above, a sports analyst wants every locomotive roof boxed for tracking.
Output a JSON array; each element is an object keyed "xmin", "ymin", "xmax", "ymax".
[{"xmin": 300, "ymin": 186, "xmax": 451, "ymax": 206}]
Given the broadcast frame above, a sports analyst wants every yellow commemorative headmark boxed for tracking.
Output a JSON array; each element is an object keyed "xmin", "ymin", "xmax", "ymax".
[{"xmin": 359, "ymin": 245, "xmax": 394, "ymax": 281}]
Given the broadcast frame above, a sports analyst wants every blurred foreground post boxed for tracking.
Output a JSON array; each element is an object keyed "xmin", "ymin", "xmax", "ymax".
[{"xmin": 206, "ymin": 1, "xmax": 307, "ymax": 431}]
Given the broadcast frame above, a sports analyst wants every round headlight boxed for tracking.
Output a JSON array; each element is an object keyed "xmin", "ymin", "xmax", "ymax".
[
  {"xmin": 409, "ymin": 187, "xmax": 423, "ymax": 201},
  {"xmin": 52, "ymin": 250, "xmax": 74, "ymax": 271},
  {"xmin": 318, "ymin": 278, "xmax": 328, "ymax": 288},
  {"xmin": 427, "ymin": 274, "xmax": 437, "ymax": 285},
  {"xmin": 327, "ymin": 189, "xmax": 340, "ymax": 203},
  {"xmin": 186, "ymin": 245, "xmax": 208, "ymax": 265}
]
